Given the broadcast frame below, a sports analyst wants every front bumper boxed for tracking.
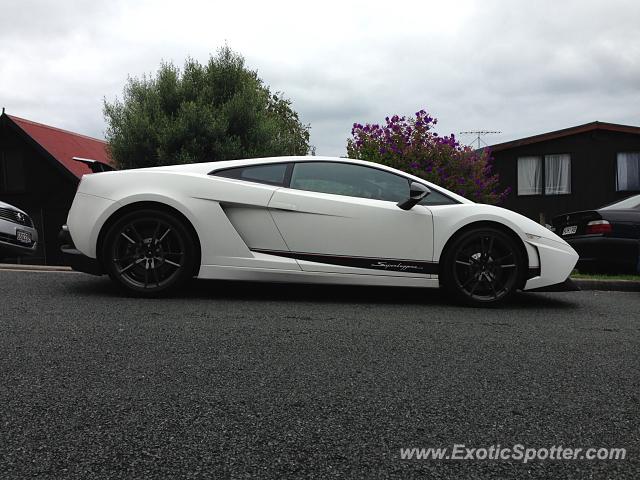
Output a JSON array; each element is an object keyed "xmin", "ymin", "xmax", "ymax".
[
  {"xmin": 59, "ymin": 225, "xmax": 103, "ymax": 275},
  {"xmin": 522, "ymin": 236, "xmax": 580, "ymax": 291},
  {"xmin": 0, "ymin": 218, "xmax": 38, "ymax": 256},
  {"xmin": 527, "ymin": 277, "xmax": 581, "ymax": 292}
]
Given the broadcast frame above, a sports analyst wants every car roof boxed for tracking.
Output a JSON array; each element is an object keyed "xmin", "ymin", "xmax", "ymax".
[
  {"xmin": 134, "ymin": 156, "xmax": 473, "ymax": 204},
  {"xmin": 150, "ymin": 156, "xmax": 366, "ymax": 173}
]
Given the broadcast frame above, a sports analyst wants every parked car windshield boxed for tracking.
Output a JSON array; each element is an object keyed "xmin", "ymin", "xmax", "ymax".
[{"xmin": 600, "ymin": 194, "xmax": 640, "ymax": 210}]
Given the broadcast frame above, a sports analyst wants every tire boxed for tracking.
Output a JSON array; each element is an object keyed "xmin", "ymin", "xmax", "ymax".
[
  {"xmin": 441, "ymin": 227, "xmax": 525, "ymax": 306},
  {"xmin": 102, "ymin": 209, "xmax": 197, "ymax": 297}
]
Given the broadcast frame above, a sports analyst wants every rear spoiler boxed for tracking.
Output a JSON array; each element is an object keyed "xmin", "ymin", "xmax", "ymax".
[{"xmin": 73, "ymin": 157, "xmax": 115, "ymax": 173}]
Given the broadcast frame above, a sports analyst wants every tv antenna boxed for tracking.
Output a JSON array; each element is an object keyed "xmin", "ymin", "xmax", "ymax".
[{"xmin": 459, "ymin": 130, "xmax": 501, "ymax": 149}]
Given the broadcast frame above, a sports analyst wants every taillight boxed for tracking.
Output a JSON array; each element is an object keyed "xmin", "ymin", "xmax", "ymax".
[{"xmin": 585, "ymin": 220, "xmax": 612, "ymax": 235}]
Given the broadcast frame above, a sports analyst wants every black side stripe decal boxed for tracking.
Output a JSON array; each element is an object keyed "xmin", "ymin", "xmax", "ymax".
[{"xmin": 252, "ymin": 248, "xmax": 438, "ymax": 274}]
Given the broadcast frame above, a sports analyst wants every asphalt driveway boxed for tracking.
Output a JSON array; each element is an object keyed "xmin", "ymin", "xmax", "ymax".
[{"xmin": 0, "ymin": 271, "xmax": 638, "ymax": 479}]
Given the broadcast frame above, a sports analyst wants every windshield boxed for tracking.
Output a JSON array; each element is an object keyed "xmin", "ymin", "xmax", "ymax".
[{"xmin": 601, "ymin": 194, "xmax": 640, "ymax": 210}]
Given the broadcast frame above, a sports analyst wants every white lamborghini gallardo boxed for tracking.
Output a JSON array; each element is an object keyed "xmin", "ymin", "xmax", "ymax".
[{"xmin": 60, "ymin": 156, "xmax": 579, "ymax": 305}]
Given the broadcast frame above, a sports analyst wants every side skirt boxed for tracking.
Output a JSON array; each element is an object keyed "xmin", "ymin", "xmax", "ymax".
[{"xmin": 197, "ymin": 264, "xmax": 440, "ymax": 288}]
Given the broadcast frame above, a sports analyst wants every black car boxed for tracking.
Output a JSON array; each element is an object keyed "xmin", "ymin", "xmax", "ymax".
[{"xmin": 552, "ymin": 194, "xmax": 640, "ymax": 274}]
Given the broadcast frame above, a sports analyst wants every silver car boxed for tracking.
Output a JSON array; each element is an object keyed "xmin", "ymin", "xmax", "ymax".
[{"xmin": 0, "ymin": 200, "xmax": 38, "ymax": 258}]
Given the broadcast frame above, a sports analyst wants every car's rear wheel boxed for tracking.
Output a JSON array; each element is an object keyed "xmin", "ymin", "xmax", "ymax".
[
  {"xmin": 102, "ymin": 209, "xmax": 197, "ymax": 296},
  {"xmin": 441, "ymin": 227, "xmax": 525, "ymax": 306}
]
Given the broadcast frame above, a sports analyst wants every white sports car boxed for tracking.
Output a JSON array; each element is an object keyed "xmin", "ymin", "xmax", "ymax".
[{"xmin": 60, "ymin": 156, "xmax": 579, "ymax": 305}]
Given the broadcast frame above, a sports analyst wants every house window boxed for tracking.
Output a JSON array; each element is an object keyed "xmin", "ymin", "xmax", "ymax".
[
  {"xmin": 517, "ymin": 156, "xmax": 542, "ymax": 195},
  {"xmin": 517, "ymin": 154, "xmax": 571, "ymax": 196},
  {"xmin": 616, "ymin": 152, "xmax": 640, "ymax": 191},
  {"xmin": 544, "ymin": 154, "xmax": 571, "ymax": 194}
]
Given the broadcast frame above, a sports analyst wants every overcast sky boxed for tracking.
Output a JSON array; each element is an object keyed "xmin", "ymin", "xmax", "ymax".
[{"xmin": 1, "ymin": 0, "xmax": 639, "ymax": 156}]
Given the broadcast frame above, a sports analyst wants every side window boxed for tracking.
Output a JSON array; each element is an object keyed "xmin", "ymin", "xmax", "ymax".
[
  {"xmin": 213, "ymin": 163, "xmax": 289, "ymax": 186},
  {"xmin": 418, "ymin": 189, "xmax": 458, "ymax": 205},
  {"xmin": 290, "ymin": 162, "xmax": 409, "ymax": 202}
]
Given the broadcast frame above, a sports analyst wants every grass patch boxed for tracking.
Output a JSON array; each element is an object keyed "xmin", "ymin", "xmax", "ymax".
[{"xmin": 571, "ymin": 271, "xmax": 640, "ymax": 281}]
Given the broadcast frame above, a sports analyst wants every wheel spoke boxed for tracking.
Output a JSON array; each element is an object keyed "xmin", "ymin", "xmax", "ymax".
[
  {"xmin": 163, "ymin": 258, "xmax": 182, "ymax": 268},
  {"xmin": 119, "ymin": 258, "xmax": 144, "ymax": 274},
  {"xmin": 152, "ymin": 261, "xmax": 160, "ymax": 286},
  {"xmin": 456, "ymin": 260, "xmax": 472, "ymax": 266},
  {"xmin": 151, "ymin": 221, "xmax": 162, "ymax": 244},
  {"xmin": 130, "ymin": 223, "xmax": 144, "ymax": 243},
  {"xmin": 488, "ymin": 277, "xmax": 499, "ymax": 299},
  {"xmin": 119, "ymin": 262, "xmax": 135, "ymax": 274},
  {"xmin": 460, "ymin": 275, "xmax": 476, "ymax": 288},
  {"xmin": 469, "ymin": 278, "xmax": 481, "ymax": 296},
  {"xmin": 487, "ymin": 235, "xmax": 494, "ymax": 256},
  {"xmin": 495, "ymin": 253, "xmax": 513, "ymax": 263},
  {"xmin": 157, "ymin": 228, "xmax": 171, "ymax": 243},
  {"xmin": 121, "ymin": 232, "xmax": 136, "ymax": 244}
]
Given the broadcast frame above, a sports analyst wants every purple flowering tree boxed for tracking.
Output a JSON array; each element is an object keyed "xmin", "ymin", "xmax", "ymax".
[{"xmin": 346, "ymin": 109, "xmax": 510, "ymax": 204}]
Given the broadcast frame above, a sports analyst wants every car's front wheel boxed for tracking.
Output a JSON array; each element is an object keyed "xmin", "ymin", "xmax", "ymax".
[
  {"xmin": 102, "ymin": 209, "xmax": 197, "ymax": 296},
  {"xmin": 441, "ymin": 227, "xmax": 525, "ymax": 306}
]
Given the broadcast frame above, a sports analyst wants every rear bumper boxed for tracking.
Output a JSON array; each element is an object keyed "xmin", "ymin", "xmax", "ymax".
[
  {"xmin": 59, "ymin": 226, "xmax": 103, "ymax": 275},
  {"xmin": 567, "ymin": 235, "xmax": 639, "ymax": 272}
]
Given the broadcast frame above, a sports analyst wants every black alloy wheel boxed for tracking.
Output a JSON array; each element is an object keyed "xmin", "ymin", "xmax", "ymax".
[
  {"xmin": 103, "ymin": 209, "xmax": 196, "ymax": 296},
  {"xmin": 442, "ymin": 227, "xmax": 524, "ymax": 306}
]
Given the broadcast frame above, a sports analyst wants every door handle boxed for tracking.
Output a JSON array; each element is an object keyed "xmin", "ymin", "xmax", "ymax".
[{"xmin": 270, "ymin": 201, "xmax": 298, "ymax": 211}]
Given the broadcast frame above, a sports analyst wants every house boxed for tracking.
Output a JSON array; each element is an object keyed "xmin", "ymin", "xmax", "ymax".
[
  {"xmin": 490, "ymin": 121, "xmax": 640, "ymax": 224},
  {"xmin": 0, "ymin": 111, "xmax": 113, "ymax": 265}
]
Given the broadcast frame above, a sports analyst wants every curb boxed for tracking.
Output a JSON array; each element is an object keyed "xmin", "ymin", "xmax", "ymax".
[
  {"xmin": 0, "ymin": 263, "xmax": 73, "ymax": 272},
  {"xmin": 572, "ymin": 278, "xmax": 640, "ymax": 292}
]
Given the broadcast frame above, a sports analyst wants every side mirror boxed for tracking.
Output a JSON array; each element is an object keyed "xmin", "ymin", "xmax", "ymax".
[{"xmin": 397, "ymin": 182, "xmax": 430, "ymax": 210}]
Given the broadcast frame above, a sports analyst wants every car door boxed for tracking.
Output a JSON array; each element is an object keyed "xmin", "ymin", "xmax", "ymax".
[{"xmin": 266, "ymin": 161, "xmax": 435, "ymax": 276}]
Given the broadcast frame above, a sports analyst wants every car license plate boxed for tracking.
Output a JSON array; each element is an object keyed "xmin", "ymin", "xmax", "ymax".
[
  {"xmin": 16, "ymin": 230, "xmax": 32, "ymax": 244},
  {"xmin": 562, "ymin": 225, "xmax": 577, "ymax": 236}
]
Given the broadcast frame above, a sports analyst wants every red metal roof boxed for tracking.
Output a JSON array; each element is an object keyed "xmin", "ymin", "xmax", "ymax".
[
  {"xmin": 490, "ymin": 121, "xmax": 640, "ymax": 152},
  {"xmin": 7, "ymin": 114, "xmax": 113, "ymax": 178}
]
